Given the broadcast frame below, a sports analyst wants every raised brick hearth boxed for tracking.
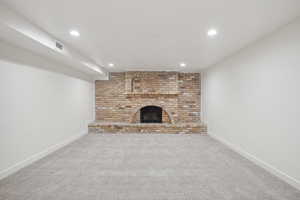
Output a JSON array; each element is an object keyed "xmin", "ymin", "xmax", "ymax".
[
  {"xmin": 89, "ymin": 71, "xmax": 207, "ymax": 134},
  {"xmin": 89, "ymin": 122, "xmax": 207, "ymax": 134}
]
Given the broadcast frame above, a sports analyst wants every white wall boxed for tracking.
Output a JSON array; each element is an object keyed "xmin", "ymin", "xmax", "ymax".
[
  {"xmin": 203, "ymin": 17, "xmax": 300, "ymax": 189},
  {"xmin": 0, "ymin": 40, "xmax": 94, "ymax": 179}
]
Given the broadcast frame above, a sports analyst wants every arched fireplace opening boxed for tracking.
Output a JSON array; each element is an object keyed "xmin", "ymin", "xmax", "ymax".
[{"xmin": 140, "ymin": 106, "xmax": 162, "ymax": 123}]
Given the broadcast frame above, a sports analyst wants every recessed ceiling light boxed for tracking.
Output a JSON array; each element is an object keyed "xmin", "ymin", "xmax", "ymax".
[
  {"xmin": 108, "ymin": 63, "xmax": 114, "ymax": 67},
  {"xmin": 207, "ymin": 29, "xmax": 218, "ymax": 37},
  {"xmin": 70, "ymin": 30, "xmax": 80, "ymax": 37},
  {"xmin": 180, "ymin": 62, "xmax": 187, "ymax": 67}
]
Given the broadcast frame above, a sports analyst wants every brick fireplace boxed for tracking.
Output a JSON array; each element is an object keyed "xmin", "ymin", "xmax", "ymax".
[{"xmin": 88, "ymin": 71, "xmax": 207, "ymax": 134}]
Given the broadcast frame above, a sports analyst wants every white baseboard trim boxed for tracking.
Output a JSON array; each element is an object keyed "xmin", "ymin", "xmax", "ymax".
[
  {"xmin": 209, "ymin": 132, "xmax": 300, "ymax": 191},
  {"xmin": 0, "ymin": 132, "xmax": 87, "ymax": 180}
]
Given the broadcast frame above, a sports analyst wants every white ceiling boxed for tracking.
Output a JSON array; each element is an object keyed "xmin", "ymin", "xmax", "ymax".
[{"xmin": 1, "ymin": 0, "xmax": 300, "ymax": 72}]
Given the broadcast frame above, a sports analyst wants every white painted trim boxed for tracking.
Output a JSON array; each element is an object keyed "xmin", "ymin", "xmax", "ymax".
[
  {"xmin": 209, "ymin": 132, "xmax": 300, "ymax": 190},
  {"xmin": 0, "ymin": 132, "xmax": 87, "ymax": 180}
]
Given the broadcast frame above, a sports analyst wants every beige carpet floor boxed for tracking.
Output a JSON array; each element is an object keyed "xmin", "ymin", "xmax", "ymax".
[{"xmin": 0, "ymin": 134, "xmax": 299, "ymax": 200}]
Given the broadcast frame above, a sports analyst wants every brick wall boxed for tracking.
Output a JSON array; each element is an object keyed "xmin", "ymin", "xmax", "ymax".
[{"xmin": 95, "ymin": 72, "xmax": 201, "ymax": 123}]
